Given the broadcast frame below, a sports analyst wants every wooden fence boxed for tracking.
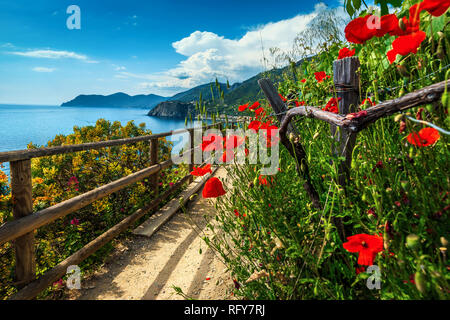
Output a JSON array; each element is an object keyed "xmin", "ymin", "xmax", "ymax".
[
  {"xmin": 0, "ymin": 122, "xmax": 232, "ymax": 299},
  {"xmin": 258, "ymin": 56, "xmax": 448, "ymax": 241}
]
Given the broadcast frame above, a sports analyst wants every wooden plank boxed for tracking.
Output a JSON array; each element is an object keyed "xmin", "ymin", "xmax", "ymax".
[
  {"xmin": 0, "ymin": 160, "xmax": 169, "ymax": 246},
  {"xmin": 188, "ymin": 128, "xmax": 195, "ymax": 183},
  {"xmin": 10, "ymin": 160, "xmax": 36, "ymax": 288},
  {"xmin": 0, "ymin": 123, "xmax": 220, "ymax": 163},
  {"xmin": 133, "ymin": 167, "xmax": 218, "ymax": 238},
  {"xmin": 149, "ymin": 138, "xmax": 159, "ymax": 195},
  {"xmin": 8, "ymin": 174, "xmax": 192, "ymax": 300}
]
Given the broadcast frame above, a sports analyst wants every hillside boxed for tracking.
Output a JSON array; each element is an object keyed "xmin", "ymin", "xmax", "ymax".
[
  {"xmin": 61, "ymin": 93, "xmax": 167, "ymax": 108},
  {"xmin": 61, "ymin": 61, "xmax": 298, "ymax": 115}
]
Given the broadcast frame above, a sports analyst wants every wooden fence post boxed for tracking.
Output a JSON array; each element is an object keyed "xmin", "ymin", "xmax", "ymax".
[
  {"xmin": 149, "ymin": 138, "xmax": 159, "ymax": 195},
  {"xmin": 188, "ymin": 128, "xmax": 195, "ymax": 182},
  {"xmin": 332, "ymin": 57, "xmax": 360, "ymax": 186},
  {"xmin": 10, "ymin": 159, "xmax": 36, "ymax": 288}
]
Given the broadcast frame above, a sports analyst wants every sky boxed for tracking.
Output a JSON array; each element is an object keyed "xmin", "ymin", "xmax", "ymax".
[{"xmin": 0, "ymin": 0, "xmax": 345, "ymax": 105}]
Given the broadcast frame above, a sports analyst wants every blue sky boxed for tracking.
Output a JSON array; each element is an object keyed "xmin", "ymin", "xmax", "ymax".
[{"xmin": 0, "ymin": 0, "xmax": 344, "ymax": 105}]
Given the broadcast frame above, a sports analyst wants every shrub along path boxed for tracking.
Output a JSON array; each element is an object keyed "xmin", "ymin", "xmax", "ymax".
[{"xmin": 68, "ymin": 167, "xmax": 234, "ymax": 300}]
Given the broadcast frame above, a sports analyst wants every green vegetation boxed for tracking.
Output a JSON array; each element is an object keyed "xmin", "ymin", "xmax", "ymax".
[{"xmin": 0, "ymin": 119, "xmax": 190, "ymax": 299}]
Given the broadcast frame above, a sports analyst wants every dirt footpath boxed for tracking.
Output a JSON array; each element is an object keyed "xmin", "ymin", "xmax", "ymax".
[{"xmin": 69, "ymin": 167, "xmax": 235, "ymax": 300}]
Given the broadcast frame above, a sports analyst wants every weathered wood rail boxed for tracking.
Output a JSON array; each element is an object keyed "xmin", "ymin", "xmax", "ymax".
[{"xmin": 0, "ymin": 122, "xmax": 226, "ymax": 299}]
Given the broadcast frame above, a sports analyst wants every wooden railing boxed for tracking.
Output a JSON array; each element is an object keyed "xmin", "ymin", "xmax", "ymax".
[{"xmin": 0, "ymin": 122, "xmax": 230, "ymax": 299}]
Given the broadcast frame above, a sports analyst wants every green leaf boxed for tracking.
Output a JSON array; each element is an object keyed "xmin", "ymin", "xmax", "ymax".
[
  {"xmin": 346, "ymin": 0, "xmax": 355, "ymax": 17},
  {"xmin": 351, "ymin": 0, "xmax": 361, "ymax": 11},
  {"xmin": 427, "ymin": 15, "xmax": 447, "ymax": 40}
]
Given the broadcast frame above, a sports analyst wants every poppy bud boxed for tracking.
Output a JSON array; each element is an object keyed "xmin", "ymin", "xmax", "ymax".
[
  {"xmin": 441, "ymin": 237, "xmax": 449, "ymax": 248},
  {"xmin": 398, "ymin": 18, "xmax": 406, "ymax": 31},
  {"xmin": 289, "ymin": 132, "xmax": 295, "ymax": 141},
  {"xmin": 406, "ymin": 234, "xmax": 420, "ymax": 250},
  {"xmin": 441, "ymin": 92, "xmax": 448, "ymax": 108},
  {"xmin": 415, "ymin": 108, "xmax": 424, "ymax": 120},
  {"xmin": 396, "ymin": 64, "xmax": 410, "ymax": 78},
  {"xmin": 436, "ymin": 38, "xmax": 445, "ymax": 60},
  {"xmin": 394, "ymin": 114, "xmax": 404, "ymax": 122},
  {"xmin": 362, "ymin": 193, "xmax": 368, "ymax": 202},
  {"xmin": 400, "ymin": 180, "xmax": 409, "ymax": 189},
  {"xmin": 414, "ymin": 271, "xmax": 427, "ymax": 294}
]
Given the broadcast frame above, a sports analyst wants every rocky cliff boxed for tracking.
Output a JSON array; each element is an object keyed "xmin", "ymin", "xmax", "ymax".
[{"xmin": 147, "ymin": 101, "xmax": 195, "ymax": 118}]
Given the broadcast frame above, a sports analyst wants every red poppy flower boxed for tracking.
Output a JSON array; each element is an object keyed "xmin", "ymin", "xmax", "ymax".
[
  {"xmin": 343, "ymin": 234, "xmax": 384, "ymax": 266},
  {"xmin": 258, "ymin": 175, "xmax": 269, "ymax": 185},
  {"xmin": 300, "ymin": 79, "xmax": 306, "ymax": 83},
  {"xmin": 338, "ymin": 47, "xmax": 356, "ymax": 60},
  {"xmin": 387, "ymin": 31, "xmax": 426, "ymax": 64},
  {"xmin": 201, "ymin": 133, "xmax": 223, "ymax": 152},
  {"xmin": 202, "ymin": 177, "xmax": 226, "ymax": 198},
  {"xmin": 260, "ymin": 122, "xmax": 279, "ymax": 147},
  {"xmin": 295, "ymin": 100, "xmax": 306, "ymax": 107},
  {"xmin": 322, "ymin": 97, "xmax": 341, "ymax": 114},
  {"xmin": 389, "ymin": 5, "xmax": 421, "ymax": 37},
  {"xmin": 221, "ymin": 150, "xmax": 235, "ymax": 163},
  {"xmin": 356, "ymin": 266, "xmax": 366, "ymax": 275},
  {"xmin": 254, "ymin": 107, "xmax": 265, "ymax": 118},
  {"xmin": 407, "ymin": 127, "xmax": 440, "ymax": 147},
  {"xmin": 248, "ymin": 120, "xmax": 261, "ymax": 132},
  {"xmin": 223, "ymin": 135, "xmax": 244, "ymax": 150},
  {"xmin": 419, "ymin": 0, "xmax": 450, "ymax": 17},
  {"xmin": 345, "ymin": 15, "xmax": 379, "ymax": 44},
  {"xmin": 249, "ymin": 101, "xmax": 260, "ymax": 110},
  {"xmin": 361, "ymin": 98, "xmax": 376, "ymax": 106},
  {"xmin": 279, "ymin": 93, "xmax": 287, "ymax": 102},
  {"xmin": 234, "ymin": 209, "xmax": 240, "ymax": 217},
  {"xmin": 190, "ymin": 164, "xmax": 212, "ymax": 176},
  {"xmin": 375, "ymin": 14, "xmax": 402, "ymax": 37},
  {"xmin": 367, "ymin": 208, "xmax": 377, "ymax": 218},
  {"xmin": 314, "ymin": 71, "xmax": 330, "ymax": 83},
  {"xmin": 238, "ymin": 103, "xmax": 249, "ymax": 112},
  {"xmin": 372, "ymin": 160, "xmax": 384, "ymax": 172}
]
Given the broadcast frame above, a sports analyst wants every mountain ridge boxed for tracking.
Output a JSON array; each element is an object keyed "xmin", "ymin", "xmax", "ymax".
[{"xmin": 61, "ymin": 59, "xmax": 303, "ymax": 115}]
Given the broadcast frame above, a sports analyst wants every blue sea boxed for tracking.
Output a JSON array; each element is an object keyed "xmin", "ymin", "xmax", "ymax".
[{"xmin": 0, "ymin": 104, "xmax": 203, "ymax": 176}]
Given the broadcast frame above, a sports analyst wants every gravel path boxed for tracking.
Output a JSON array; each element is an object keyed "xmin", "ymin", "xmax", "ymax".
[{"xmin": 68, "ymin": 167, "xmax": 234, "ymax": 300}]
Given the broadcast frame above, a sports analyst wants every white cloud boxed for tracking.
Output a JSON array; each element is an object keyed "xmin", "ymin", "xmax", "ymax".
[
  {"xmin": 140, "ymin": 2, "xmax": 345, "ymax": 93},
  {"xmin": 1, "ymin": 43, "xmax": 15, "ymax": 48},
  {"xmin": 9, "ymin": 49, "xmax": 98, "ymax": 63},
  {"xmin": 32, "ymin": 67, "xmax": 56, "ymax": 73}
]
